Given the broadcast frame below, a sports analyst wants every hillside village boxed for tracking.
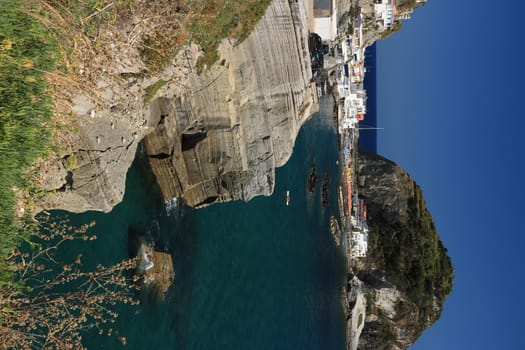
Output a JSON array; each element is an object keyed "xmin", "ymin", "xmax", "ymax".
[
  {"xmin": 306, "ymin": 1, "xmax": 427, "ymax": 349},
  {"xmin": 307, "ymin": 0, "xmax": 426, "ymax": 264}
]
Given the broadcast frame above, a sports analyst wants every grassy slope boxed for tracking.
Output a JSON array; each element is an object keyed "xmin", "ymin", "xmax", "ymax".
[
  {"xmin": 0, "ymin": 0, "xmax": 57, "ymax": 284},
  {"xmin": 189, "ymin": 0, "xmax": 272, "ymax": 72},
  {"xmin": 140, "ymin": 0, "xmax": 273, "ymax": 74}
]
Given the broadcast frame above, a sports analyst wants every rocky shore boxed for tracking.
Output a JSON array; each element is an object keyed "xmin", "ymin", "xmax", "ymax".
[
  {"xmin": 143, "ymin": 0, "xmax": 317, "ymax": 207},
  {"xmin": 32, "ymin": 0, "xmax": 317, "ymax": 213}
]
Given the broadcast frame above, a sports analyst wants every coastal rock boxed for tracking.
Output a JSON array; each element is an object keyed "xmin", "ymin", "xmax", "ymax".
[
  {"xmin": 137, "ymin": 244, "xmax": 174, "ymax": 294},
  {"xmin": 346, "ymin": 276, "xmax": 367, "ymax": 350},
  {"xmin": 32, "ymin": 0, "xmax": 422, "ymax": 213},
  {"xmin": 143, "ymin": 0, "xmax": 317, "ymax": 207},
  {"xmin": 346, "ymin": 150, "xmax": 453, "ymax": 350},
  {"xmin": 35, "ymin": 0, "xmax": 316, "ymax": 212}
]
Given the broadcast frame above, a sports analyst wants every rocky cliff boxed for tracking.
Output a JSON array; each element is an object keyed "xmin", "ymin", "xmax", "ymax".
[
  {"xmin": 351, "ymin": 150, "xmax": 453, "ymax": 350},
  {"xmin": 31, "ymin": 0, "xmax": 424, "ymax": 213},
  {"xmin": 143, "ymin": 0, "xmax": 317, "ymax": 207},
  {"xmin": 34, "ymin": 0, "xmax": 316, "ymax": 212}
]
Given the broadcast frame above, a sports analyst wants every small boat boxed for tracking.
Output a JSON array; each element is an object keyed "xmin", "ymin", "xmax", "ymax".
[{"xmin": 285, "ymin": 190, "xmax": 290, "ymax": 206}]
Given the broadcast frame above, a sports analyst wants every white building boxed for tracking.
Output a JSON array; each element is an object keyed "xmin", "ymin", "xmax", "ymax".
[
  {"xmin": 374, "ymin": 0, "xmax": 394, "ymax": 29},
  {"xmin": 337, "ymin": 82, "xmax": 368, "ymax": 132},
  {"xmin": 350, "ymin": 64, "xmax": 365, "ymax": 84},
  {"xmin": 351, "ymin": 229, "xmax": 369, "ymax": 258},
  {"xmin": 340, "ymin": 98, "xmax": 357, "ymax": 131},
  {"xmin": 313, "ymin": 0, "xmax": 338, "ymax": 41},
  {"xmin": 348, "ymin": 92, "xmax": 366, "ymax": 115}
]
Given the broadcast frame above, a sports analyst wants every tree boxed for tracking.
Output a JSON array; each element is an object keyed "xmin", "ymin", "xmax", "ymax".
[{"xmin": 0, "ymin": 217, "xmax": 139, "ymax": 349}]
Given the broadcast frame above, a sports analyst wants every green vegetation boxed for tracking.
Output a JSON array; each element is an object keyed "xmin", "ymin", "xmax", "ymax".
[
  {"xmin": 133, "ymin": 1, "xmax": 189, "ymax": 75},
  {"xmin": 347, "ymin": 22, "xmax": 354, "ymax": 36},
  {"xmin": 366, "ymin": 183, "xmax": 454, "ymax": 333},
  {"xmin": 139, "ymin": 35, "xmax": 182, "ymax": 75},
  {"xmin": 356, "ymin": 163, "xmax": 454, "ymax": 349},
  {"xmin": 144, "ymin": 79, "xmax": 167, "ymax": 103},
  {"xmin": 0, "ymin": 0, "xmax": 273, "ymax": 344},
  {"xmin": 402, "ymin": 190, "xmax": 454, "ymax": 310},
  {"xmin": 44, "ymin": 0, "xmax": 272, "ymax": 74},
  {"xmin": 346, "ymin": 5, "xmax": 357, "ymax": 35},
  {"xmin": 0, "ymin": 0, "xmax": 58, "ymax": 284},
  {"xmin": 39, "ymin": 0, "xmax": 133, "ymax": 39},
  {"xmin": 189, "ymin": 0, "xmax": 272, "ymax": 73},
  {"xmin": 0, "ymin": 0, "xmax": 273, "ymax": 284},
  {"xmin": 397, "ymin": 0, "xmax": 426, "ymax": 13}
]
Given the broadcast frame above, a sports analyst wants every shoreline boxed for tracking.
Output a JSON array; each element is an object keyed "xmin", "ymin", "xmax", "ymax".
[{"xmin": 303, "ymin": 0, "xmax": 380, "ymax": 348}]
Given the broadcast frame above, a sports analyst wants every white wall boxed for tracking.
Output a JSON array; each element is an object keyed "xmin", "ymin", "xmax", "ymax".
[{"xmin": 313, "ymin": 17, "xmax": 334, "ymax": 41}]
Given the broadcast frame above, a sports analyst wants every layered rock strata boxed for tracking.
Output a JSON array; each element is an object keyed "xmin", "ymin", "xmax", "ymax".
[
  {"xmin": 143, "ymin": 0, "xmax": 317, "ymax": 207},
  {"xmin": 36, "ymin": 0, "xmax": 316, "ymax": 212}
]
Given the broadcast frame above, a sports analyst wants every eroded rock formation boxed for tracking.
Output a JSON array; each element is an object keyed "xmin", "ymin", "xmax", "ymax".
[
  {"xmin": 35, "ymin": 0, "xmax": 316, "ymax": 212},
  {"xmin": 143, "ymin": 0, "xmax": 317, "ymax": 207}
]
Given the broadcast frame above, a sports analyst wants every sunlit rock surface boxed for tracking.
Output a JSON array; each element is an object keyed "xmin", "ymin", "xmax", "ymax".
[
  {"xmin": 37, "ymin": 0, "xmax": 316, "ymax": 212},
  {"xmin": 143, "ymin": 0, "xmax": 317, "ymax": 207}
]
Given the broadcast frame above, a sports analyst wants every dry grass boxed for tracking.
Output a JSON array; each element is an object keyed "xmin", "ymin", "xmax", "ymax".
[
  {"xmin": 33, "ymin": 0, "xmax": 272, "ymax": 88},
  {"xmin": 189, "ymin": 0, "xmax": 272, "ymax": 73},
  {"xmin": 8, "ymin": 0, "xmax": 274, "ymax": 213}
]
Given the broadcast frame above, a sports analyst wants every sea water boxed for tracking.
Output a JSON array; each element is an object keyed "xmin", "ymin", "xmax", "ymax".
[
  {"xmin": 359, "ymin": 42, "xmax": 377, "ymax": 153},
  {"xmin": 53, "ymin": 95, "xmax": 346, "ymax": 350}
]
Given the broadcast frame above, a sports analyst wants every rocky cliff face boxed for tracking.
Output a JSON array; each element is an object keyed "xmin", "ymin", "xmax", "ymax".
[
  {"xmin": 351, "ymin": 150, "xmax": 453, "ymax": 350},
  {"xmin": 34, "ymin": 0, "xmax": 316, "ymax": 212},
  {"xmin": 32, "ymin": 0, "xmax": 424, "ymax": 213},
  {"xmin": 143, "ymin": 0, "xmax": 317, "ymax": 207}
]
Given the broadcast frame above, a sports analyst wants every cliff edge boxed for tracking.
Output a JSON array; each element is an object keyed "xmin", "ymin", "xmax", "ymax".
[
  {"xmin": 143, "ymin": 0, "xmax": 317, "ymax": 207},
  {"xmin": 33, "ymin": 0, "xmax": 316, "ymax": 212}
]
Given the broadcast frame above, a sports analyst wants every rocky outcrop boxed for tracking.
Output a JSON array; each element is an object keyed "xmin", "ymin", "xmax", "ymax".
[
  {"xmin": 348, "ymin": 150, "xmax": 453, "ymax": 350},
  {"xmin": 143, "ymin": 0, "xmax": 317, "ymax": 207},
  {"xmin": 35, "ymin": 0, "xmax": 316, "ymax": 212},
  {"xmin": 137, "ymin": 244, "xmax": 174, "ymax": 295},
  {"xmin": 346, "ymin": 276, "xmax": 368, "ymax": 350},
  {"xmin": 33, "ymin": 21, "xmax": 167, "ymax": 213}
]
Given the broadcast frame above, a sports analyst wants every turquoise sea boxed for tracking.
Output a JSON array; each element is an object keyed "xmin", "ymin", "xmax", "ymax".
[{"xmin": 53, "ymin": 96, "xmax": 346, "ymax": 350}]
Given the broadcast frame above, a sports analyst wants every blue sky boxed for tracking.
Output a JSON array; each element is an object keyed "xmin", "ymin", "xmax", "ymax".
[{"xmin": 375, "ymin": 1, "xmax": 525, "ymax": 349}]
